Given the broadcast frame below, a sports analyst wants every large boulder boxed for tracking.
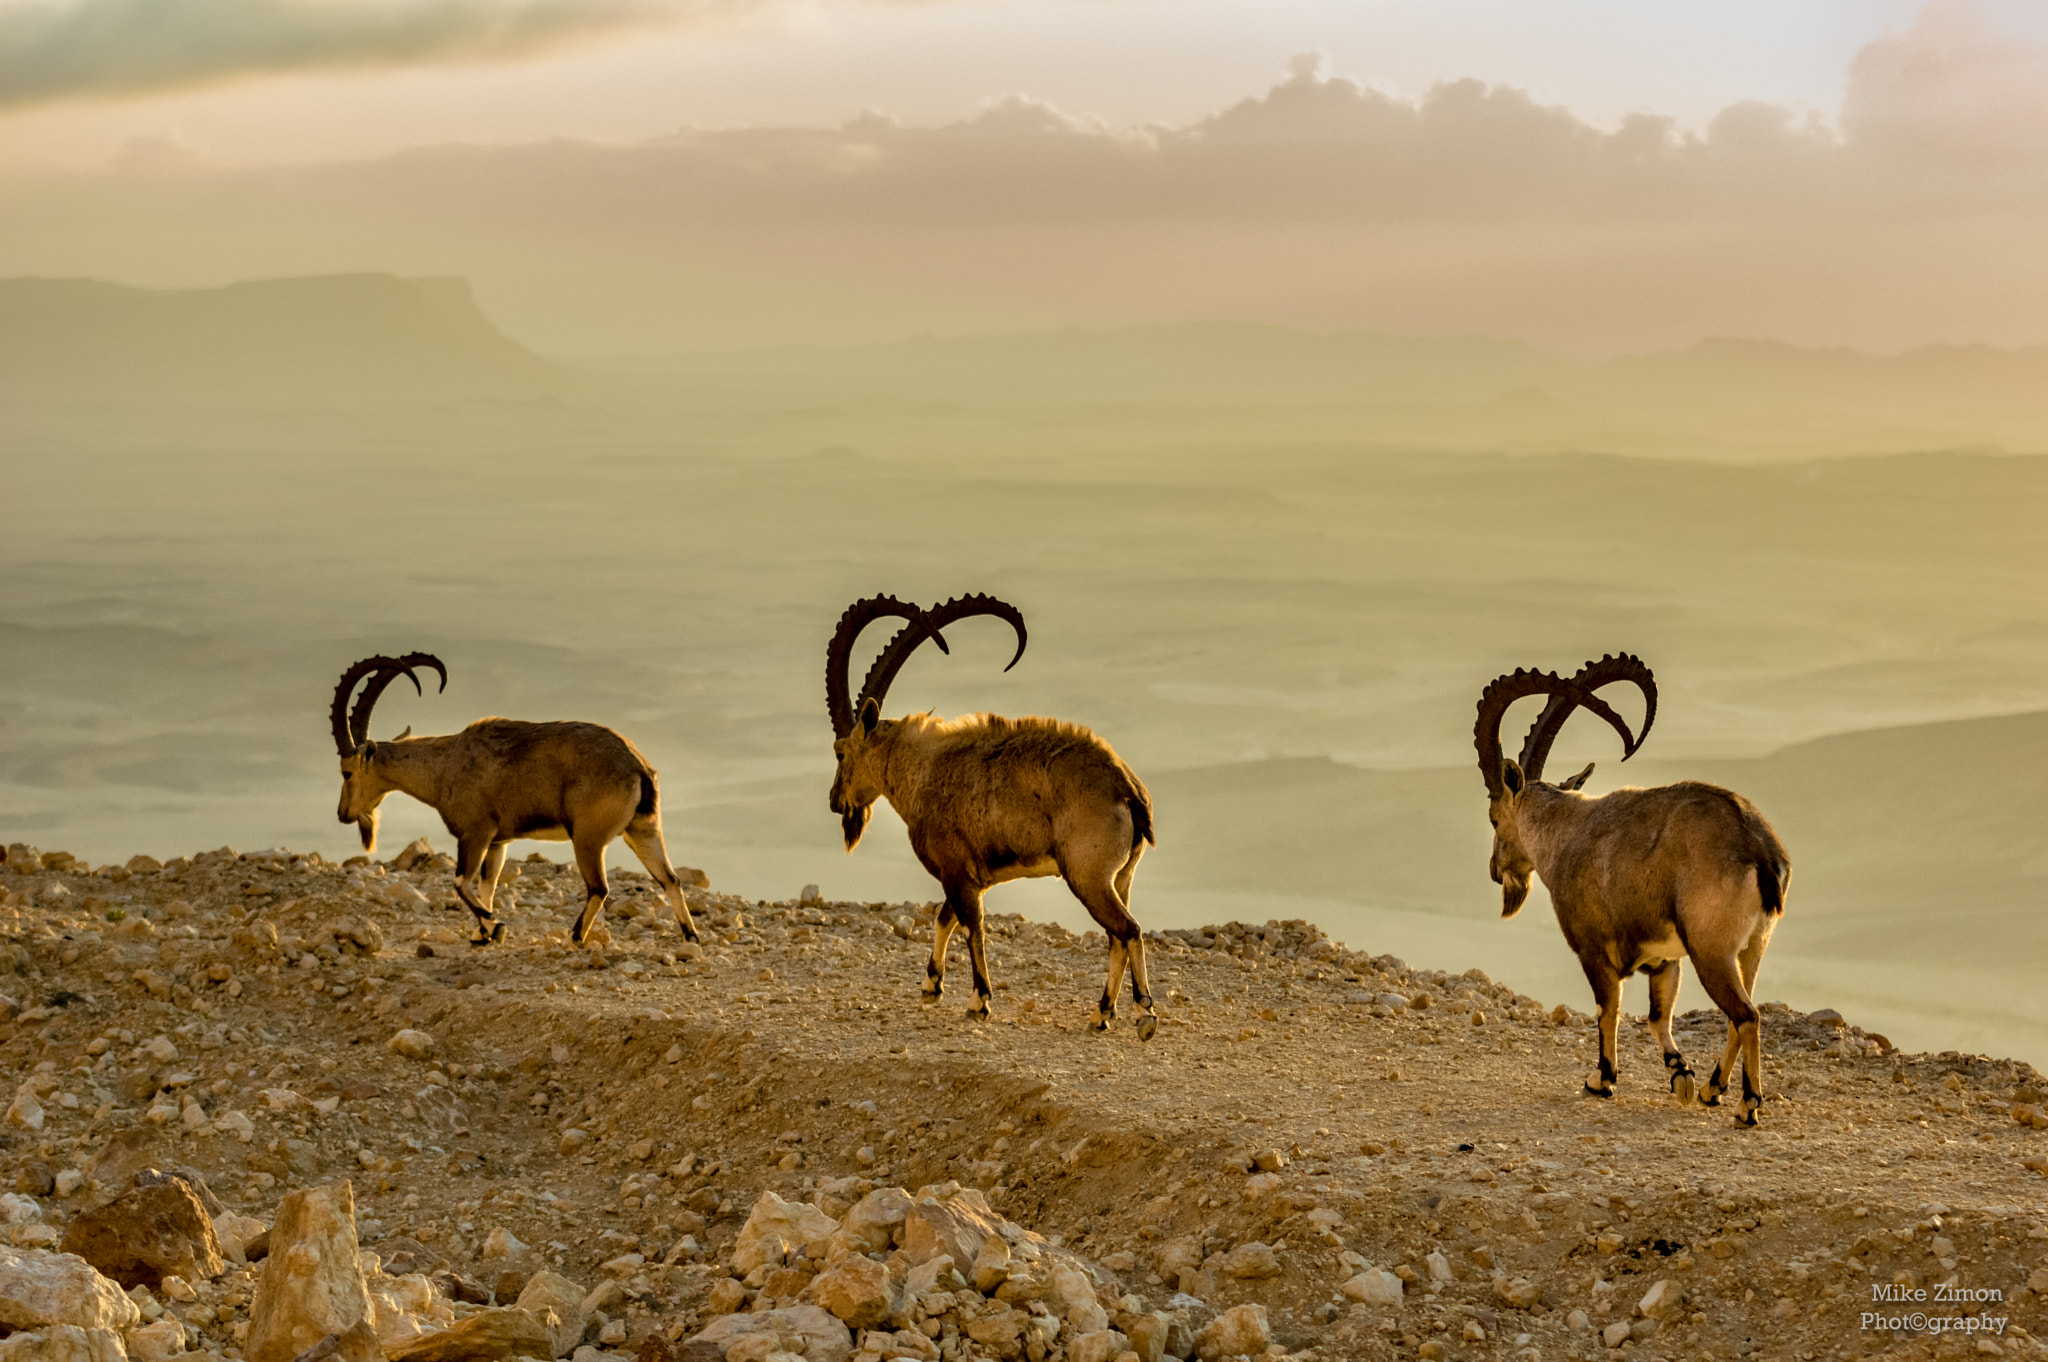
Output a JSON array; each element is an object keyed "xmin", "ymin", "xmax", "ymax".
[
  {"xmin": 0, "ymin": 1325, "xmax": 128, "ymax": 1362},
  {"xmin": 1044, "ymin": 1264, "xmax": 1107, "ymax": 1335},
  {"xmin": 1216, "ymin": 1243, "xmax": 1279, "ymax": 1280},
  {"xmin": 244, "ymin": 1182, "xmax": 374, "ymax": 1362},
  {"xmin": 806, "ymin": 1255, "xmax": 892, "ymax": 1330},
  {"xmin": 365, "ymin": 1273, "xmax": 448, "ymax": 1350},
  {"xmin": 686, "ymin": 1306, "xmax": 849, "ymax": 1362},
  {"xmin": 513, "ymin": 1271, "xmax": 587, "ymax": 1357},
  {"xmin": 825, "ymin": 1189, "xmax": 910, "ymax": 1258},
  {"xmin": 124, "ymin": 1319, "xmax": 188, "ymax": 1362},
  {"xmin": 0, "ymin": 1247, "xmax": 142, "ymax": 1332},
  {"xmin": 1193, "ymin": 1305, "xmax": 1269, "ymax": 1361},
  {"xmin": 384, "ymin": 1309, "xmax": 554, "ymax": 1362},
  {"xmin": 1340, "ymin": 1269, "xmax": 1403, "ymax": 1307},
  {"xmin": 898, "ymin": 1188, "xmax": 1002, "ymax": 1270},
  {"xmin": 1151, "ymin": 1237, "xmax": 1204, "ymax": 1294},
  {"xmin": 59, "ymin": 1174, "xmax": 224, "ymax": 1288},
  {"xmin": 729, "ymin": 1196, "xmax": 836, "ymax": 1275}
]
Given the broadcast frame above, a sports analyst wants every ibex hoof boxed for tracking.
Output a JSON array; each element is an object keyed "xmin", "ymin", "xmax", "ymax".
[
  {"xmin": 1671, "ymin": 1073, "xmax": 1696, "ymax": 1105},
  {"xmin": 1734, "ymin": 1103, "xmax": 1762, "ymax": 1128},
  {"xmin": 1583, "ymin": 1082, "xmax": 1614, "ymax": 1100},
  {"xmin": 965, "ymin": 1001, "xmax": 990, "ymax": 1021},
  {"xmin": 920, "ymin": 989, "xmax": 941, "ymax": 1005},
  {"xmin": 1700, "ymin": 1090, "xmax": 1723, "ymax": 1107},
  {"xmin": 1135, "ymin": 1014, "xmax": 1159, "ymax": 1043},
  {"xmin": 1090, "ymin": 1015, "xmax": 1111, "ymax": 1033}
]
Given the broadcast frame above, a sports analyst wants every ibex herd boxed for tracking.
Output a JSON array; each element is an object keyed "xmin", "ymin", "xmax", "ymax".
[{"xmin": 327, "ymin": 599, "xmax": 1792, "ymax": 1126}]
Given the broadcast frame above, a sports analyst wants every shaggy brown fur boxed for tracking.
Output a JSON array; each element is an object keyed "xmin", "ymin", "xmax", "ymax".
[{"xmin": 332, "ymin": 657, "xmax": 698, "ymax": 947}]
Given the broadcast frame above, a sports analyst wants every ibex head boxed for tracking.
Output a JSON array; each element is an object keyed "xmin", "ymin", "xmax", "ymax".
[
  {"xmin": 330, "ymin": 653, "xmax": 445, "ymax": 851},
  {"xmin": 824, "ymin": 593, "xmax": 1026, "ymax": 850},
  {"xmin": 1472, "ymin": 655, "xmax": 1656, "ymax": 917}
]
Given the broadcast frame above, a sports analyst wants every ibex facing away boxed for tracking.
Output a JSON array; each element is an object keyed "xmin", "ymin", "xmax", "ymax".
[
  {"xmin": 331, "ymin": 654, "xmax": 700, "ymax": 947},
  {"xmin": 825, "ymin": 595, "xmax": 1161, "ymax": 1039},
  {"xmin": 1475, "ymin": 656, "xmax": 1790, "ymax": 1126}
]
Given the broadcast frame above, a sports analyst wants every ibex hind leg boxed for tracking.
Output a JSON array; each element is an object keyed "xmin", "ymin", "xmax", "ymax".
[
  {"xmin": 1067, "ymin": 826, "xmax": 1148, "ymax": 1037},
  {"xmin": 1578, "ymin": 960, "xmax": 1622, "ymax": 1098},
  {"xmin": 569, "ymin": 830, "xmax": 614, "ymax": 946},
  {"xmin": 1693, "ymin": 949, "xmax": 1764, "ymax": 1126},
  {"xmin": 621, "ymin": 817, "xmax": 700, "ymax": 943},
  {"xmin": 1645, "ymin": 960, "xmax": 1695, "ymax": 1104},
  {"xmin": 1114, "ymin": 841, "xmax": 1158, "ymax": 1041}
]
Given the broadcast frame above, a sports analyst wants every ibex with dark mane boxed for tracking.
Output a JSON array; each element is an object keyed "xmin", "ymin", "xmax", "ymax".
[
  {"xmin": 331, "ymin": 653, "xmax": 700, "ymax": 947},
  {"xmin": 1474, "ymin": 655, "xmax": 1790, "ymax": 1126},
  {"xmin": 825, "ymin": 595, "xmax": 1161, "ymax": 1039}
]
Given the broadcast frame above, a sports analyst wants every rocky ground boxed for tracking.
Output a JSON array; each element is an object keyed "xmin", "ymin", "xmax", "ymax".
[{"xmin": 2, "ymin": 840, "xmax": 2047, "ymax": 1362}]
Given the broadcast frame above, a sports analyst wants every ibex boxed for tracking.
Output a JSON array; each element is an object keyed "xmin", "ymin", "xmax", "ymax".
[
  {"xmin": 825, "ymin": 594, "xmax": 1161, "ymax": 1039},
  {"xmin": 1474, "ymin": 655, "xmax": 1790, "ymax": 1126},
  {"xmin": 330, "ymin": 653, "xmax": 700, "ymax": 947}
]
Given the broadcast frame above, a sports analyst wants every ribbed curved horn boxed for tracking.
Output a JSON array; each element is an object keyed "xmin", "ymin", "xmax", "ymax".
[
  {"xmin": 825, "ymin": 597, "xmax": 946, "ymax": 739},
  {"xmin": 1517, "ymin": 653, "xmax": 1656, "ymax": 782},
  {"xmin": 857, "ymin": 593, "xmax": 1028, "ymax": 720},
  {"xmin": 1474, "ymin": 668, "xmax": 1636, "ymax": 799},
  {"xmin": 331, "ymin": 653, "xmax": 446, "ymax": 754}
]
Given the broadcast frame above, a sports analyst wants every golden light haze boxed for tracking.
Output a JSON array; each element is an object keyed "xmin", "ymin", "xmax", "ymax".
[{"xmin": 4, "ymin": 0, "xmax": 2048, "ymax": 352}]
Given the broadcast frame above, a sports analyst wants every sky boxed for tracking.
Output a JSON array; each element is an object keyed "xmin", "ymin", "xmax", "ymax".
[{"xmin": 4, "ymin": 0, "xmax": 2048, "ymax": 352}]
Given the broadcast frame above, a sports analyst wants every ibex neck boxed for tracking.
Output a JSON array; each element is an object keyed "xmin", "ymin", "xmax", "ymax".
[
  {"xmin": 1516, "ymin": 784, "xmax": 1595, "ymax": 877},
  {"xmin": 372, "ymin": 735, "xmax": 455, "ymax": 806}
]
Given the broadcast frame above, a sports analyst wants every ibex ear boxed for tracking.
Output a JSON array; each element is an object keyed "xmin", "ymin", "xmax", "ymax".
[
  {"xmin": 1560, "ymin": 762, "xmax": 1595, "ymax": 791},
  {"xmin": 361, "ymin": 740, "xmax": 377, "ymax": 761},
  {"xmin": 394, "ymin": 725, "xmax": 412, "ymax": 740},
  {"xmin": 859, "ymin": 697, "xmax": 881, "ymax": 735},
  {"xmin": 1500, "ymin": 759, "xmax": 1525, "ymax": 796}
]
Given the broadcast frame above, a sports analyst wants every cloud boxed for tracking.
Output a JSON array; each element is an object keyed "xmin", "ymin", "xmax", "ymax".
[
  {"xmin": 1843, "ymin": 0, "xmax": 2048, "ymax": 167},
  {"xmin": 0, "ymin": 0, "xmax": 703, "ymax": 109},
  {"xmin": 5, "ymin": 1, "xmax": 2048, "ymax": 354}
]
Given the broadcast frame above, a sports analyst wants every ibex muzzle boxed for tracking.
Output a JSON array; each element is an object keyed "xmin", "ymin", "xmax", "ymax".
[
  {"xmin": 1474, "ymin": 655, "xmax": 1790, "ymax": 1127},
  {"xmin": 825, "ymin": 593, "xmax": 1161, "ymax": 1039}
]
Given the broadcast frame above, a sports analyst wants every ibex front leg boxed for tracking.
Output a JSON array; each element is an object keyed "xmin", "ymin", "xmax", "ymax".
[
  {"xmin": 953, "ymin": 885, "xmax": 994, "ymax": 1022},
  {"xmin": 1645, "ymin": 959, "xmax": 1696, "ymax": 1104},
  {"xmin": 923, "ymin": 895, "xmax": 961, "ymax": 1005},
  {"xmin": 452, "ymin": 834, "xmax": 507, "ymax": 946}
]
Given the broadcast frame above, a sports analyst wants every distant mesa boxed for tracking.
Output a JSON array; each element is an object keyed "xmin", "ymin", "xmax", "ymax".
[{"xmin": 0, "ymin": 273, "xmax": 557, "ymax": 405}]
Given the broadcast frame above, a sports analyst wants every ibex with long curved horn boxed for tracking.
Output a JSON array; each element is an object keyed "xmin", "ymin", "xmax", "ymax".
[
  {"xmin": 331, "ymin": 654, "xmax": 700, "ymax": 947},
  {"xmin": 825, "ymin": 595, "xmax": 1161, "ymax": 1039},
  {"xmin": 1474, "ymin": 656, "xmax": 1790, "ymax": 1126}
]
